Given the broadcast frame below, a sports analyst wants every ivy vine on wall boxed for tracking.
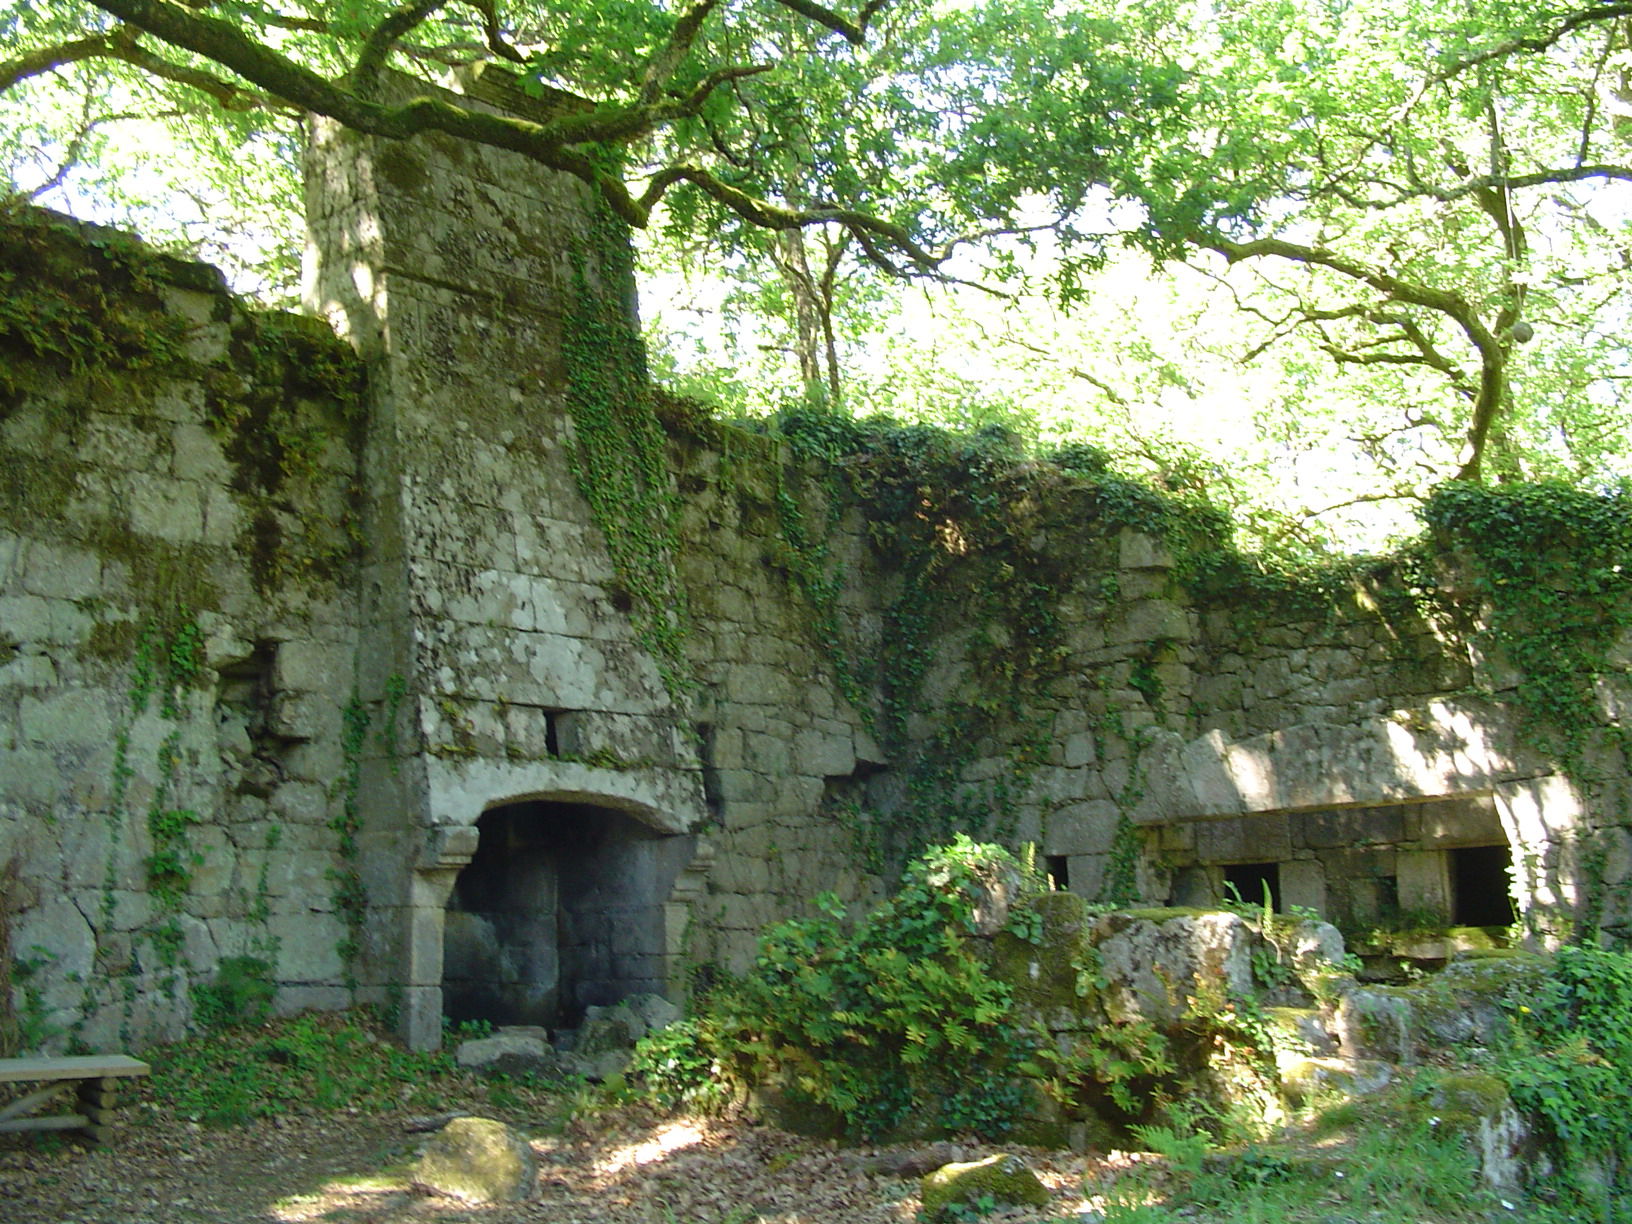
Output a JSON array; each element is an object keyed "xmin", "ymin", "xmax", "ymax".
[{"xmin": 561, "ymin": 207, "xmax": 695, "ymax": 706}]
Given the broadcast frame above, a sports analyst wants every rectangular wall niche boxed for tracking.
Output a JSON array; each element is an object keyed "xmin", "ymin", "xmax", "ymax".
[
  {"xmin": 1161, "ymin": 793, "xmax": 1509, "ymax": 932},
  {"xmin": 1223, "ymin": 861, "xmax": 1281, "ymax": 911},
  {"xmin": 441, "ymin": 800, "xmax": 696, "ymax": 1029},
  {"xmin": 1450, "ymin": 844, "xmax": 1516, "ymax": 927}
]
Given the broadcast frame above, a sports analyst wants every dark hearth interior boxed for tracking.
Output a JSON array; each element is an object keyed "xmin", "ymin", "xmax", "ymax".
[{"xmin": 442, "ymin": 800, "xmax": 696, "ymax": 1029}]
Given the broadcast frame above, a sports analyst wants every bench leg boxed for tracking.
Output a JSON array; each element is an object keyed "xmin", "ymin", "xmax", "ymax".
[{"xmin": 75, "ymin": 1077, "xmax": 119, "ymax": 1145}]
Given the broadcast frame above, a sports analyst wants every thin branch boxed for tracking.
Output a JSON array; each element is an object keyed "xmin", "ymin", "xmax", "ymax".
[
  {"xmin": 772, "ymin": 0, "xmax": 876, "ymax": 46},
  {"xmin": 26, "ymin": 89, "xmax": 103, "ymax": 201},
  {"xmin": 1430, "ymin": 2, "xmax": 1632, "ymax": 87},
  {"xmin": 640, "ymin": 0, "xmax": 723, "ymax": 107},
  {"xmin": 468, "ymin": 0, "xmax": 524, "ymax": 63},
  {"xmin": 0, "ymin": 35, "xmax": 115, "ymax": 94},
  {"xmin": 1205, "ymin": 234, "xmax": 1507, "ymax": 480},
  {"xmin": 678, "ymin": 63, "xmax": 772, "ymax": 113}
]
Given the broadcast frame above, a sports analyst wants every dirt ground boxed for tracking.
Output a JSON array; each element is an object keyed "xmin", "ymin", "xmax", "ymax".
[{"xmin": 0, "ymin": 1091, "xmax": 1124, "ymax": 1224}]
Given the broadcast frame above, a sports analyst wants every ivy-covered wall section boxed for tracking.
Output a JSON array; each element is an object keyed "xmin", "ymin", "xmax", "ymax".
[{"xmin": 667, "ymin": 409, "xmax": 1632, "ymax": 966}]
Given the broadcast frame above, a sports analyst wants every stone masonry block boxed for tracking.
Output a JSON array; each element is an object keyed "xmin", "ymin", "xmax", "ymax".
[
  {"xmin": 1045, "ymin": 801, "xmax": 1122, "ymax": 856},
  {"xmin": 127, "ymin": 474, "xmax": 205, "ymax": 542},
  {"xmin": 793, "ymin": 728, "xmax": 854, "ymax": 778},
  {"xmin": 19, "ymin": 690, "xmax": 114, "ymax": 749},
  {"xmin": 1109, "ymin": 600, "xmax": 1191, "ymax": 647},
  {"xmin": 1279, "ymin": 859, "xmax": 1326, "ymax": 914},
  {"xmin": 21, "ymin": 543, "xmax": 100, "ymax": 600},
  {"xmin": 274, "ymin": 910, "xmax": 345, "ymax": 982},
  {"xmin": 1118, "ymin": 529, "xmax": 1175, "ymax": 570},
  {"xmin": 274, "ymin": 640, "xmax": 348, "ymax": 693},
  {"xmin": 1301, "ymin": 806, "xmax": 1406, "ymax": 850},
  {"xmin": 1413, "ymin": 795, "xmax": 1503, "ymax": 846},
  {"xmin": 1196, "ymin": 813, "xmax": 1292, "ymax": 864},
  {"xmin": 1396, "ymin": 849, "xmax": 1450, "ymax": 917}
]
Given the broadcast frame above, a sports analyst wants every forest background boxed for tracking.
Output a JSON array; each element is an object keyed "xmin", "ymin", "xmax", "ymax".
[{"xmin": 7, "ymin": 0, "xmax": 1632, "ymax": 560}]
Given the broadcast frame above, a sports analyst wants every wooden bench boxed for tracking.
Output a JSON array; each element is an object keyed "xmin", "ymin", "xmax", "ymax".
[{"xmin": 0, "ymin": 1055, "xmax": 150, "ymax": 1144}]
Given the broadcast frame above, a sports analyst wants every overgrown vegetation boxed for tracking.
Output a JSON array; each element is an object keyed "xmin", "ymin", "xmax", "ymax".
[
  {"xmin": 632, "ymin": 839, "xmax": 1043, "ymax": 1140},
  {"xmin": 628, "ymin": 842, "xmax": 1279, "ymax": 1147},
  {"xmin": 1422, "ymin": 481, "xmax": 1632, "ymax": 765},
  {"xmin": 749, "ymin": 404, "xmax": 1382, "ymax": 875},
  {"xmin": 1500, "ymin": 945, "xmax": 1632, "ymax": 1221},
  {"xmin": 0, "ymin": 201, "xmax": 192, "ymax": 410},
  {"xmin": 1419, "ymin": 481, "xmax": 1632, "ymax": 942},
  {"xmin": 150, "ymin": 1010, "xmax": 459, "ymax": 1126},
  {"xmin": 1091, "ymin": 1102, "xmax": 1502, "ymax": 1223},
  {"xmin": 190, "ymin": 955, "xmax": 277, "ymax": 1033},
  {"xmin": 562, "ymin": 208, "xmax": 695, "ymax": 706}
]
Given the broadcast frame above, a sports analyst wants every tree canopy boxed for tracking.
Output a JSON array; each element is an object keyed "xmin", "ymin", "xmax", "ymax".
[
  {"xmin": 5, "ymin": 0, "xmax": 1632, "ymax": 552},
  {"xmin": 4, "ymin": 0, "xmax": 1177, "ymax": 279}
]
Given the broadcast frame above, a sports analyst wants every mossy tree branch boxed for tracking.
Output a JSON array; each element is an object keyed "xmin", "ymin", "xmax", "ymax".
[{"xmin": 78, "ymin": 0, "xmax": 976, "ymax": 277}]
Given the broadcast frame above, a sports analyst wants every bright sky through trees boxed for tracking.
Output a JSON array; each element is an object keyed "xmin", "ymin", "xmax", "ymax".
[{"xmin": 5, "ymin": 0, "xmax": 1632, "ymax": 557}]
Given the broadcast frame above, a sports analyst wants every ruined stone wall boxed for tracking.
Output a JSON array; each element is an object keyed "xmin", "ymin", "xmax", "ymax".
[
  {"xmin": 0, "ymin": 207, "xmax": 366, "ymax": 1050},
  {"xmin": 6, "ymin": 67, "xmax": 1631, "ymax": 1054}
]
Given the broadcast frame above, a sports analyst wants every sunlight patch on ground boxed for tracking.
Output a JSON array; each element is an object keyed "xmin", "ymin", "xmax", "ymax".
[
  {"xmin": 599, "ymin": 1119, "xmax": 707, "ymax": 1175},
  {"xmin": 272, "ymin": 1178, "xmax": 407, "ymax": 1222}
]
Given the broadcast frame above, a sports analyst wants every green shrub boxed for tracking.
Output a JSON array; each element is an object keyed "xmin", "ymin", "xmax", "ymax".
[
  {"xmin": 625, "ymin": 1017, "xmax": 728, "ymax": 1111},
  {"xmin": 690, "ymin": 838, "xmax": 1042, "ymax": 1140},
  {"xmin": 1501, "ymin": 945, "xmax": 1632, "ymax": 1220},
  {"xmin": 191, "ymin": 956, "xmax": 276, "ymax": 1032}
]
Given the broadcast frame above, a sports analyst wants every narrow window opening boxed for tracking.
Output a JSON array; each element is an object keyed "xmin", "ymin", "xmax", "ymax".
[
  {"xmin": 1450, "ymin": 844, "xmax": 1516, "ymax": 927},
  {"xmin": 1224, "ymin": 861, "xmax": 1281, "ymax": 912},
  {"xmin": 544, "ymin": 713, "xmax": 560, "ymax": 758},
  {"xmin": 1045, "ymin": 855, "xmax": 1070, "ymax": 891}
]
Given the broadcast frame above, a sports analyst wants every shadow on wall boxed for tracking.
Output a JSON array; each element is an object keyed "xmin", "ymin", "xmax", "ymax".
[{"xmin": 442, "ymin": 800, "xmax": 695, "ymax": 1029}]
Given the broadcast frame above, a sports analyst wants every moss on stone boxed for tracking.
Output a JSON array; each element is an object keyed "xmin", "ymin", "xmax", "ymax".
[
  {"xmin": 920, "ymin": 1154, "xmax": 1050, "ymax": 1221},
  {"xmin": 412, "ymin": 1115, "xmax": 537, "ymax": 1203},
  {"xmin": 1429, "ymin": 1071, "xmax": 1512, "ymax": 1120},
  {"xmin": 1121, "ymin": 906, "xmax": 1212, "ymax": 922},
  {"xmin": 989, "ymin": 892, "xmax": 1095, "ymax": 1013}
]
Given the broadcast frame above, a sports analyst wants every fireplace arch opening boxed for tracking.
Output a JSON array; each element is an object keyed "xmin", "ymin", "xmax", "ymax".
[{"xmin": 441, "ymin": 799, "xmax": 694, "ymax": 1030}]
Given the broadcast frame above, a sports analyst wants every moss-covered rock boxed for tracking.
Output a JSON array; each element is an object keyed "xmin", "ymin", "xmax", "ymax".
[
  {"xmin": 919, "ymin": 1154, "xmax": 1050, "ymax": 1221},
  {"xmin": 1334, "ymin": 954, "xmax": 1545, "ymax": 1063},
  {"xmin": 413, "ymin": 1116, "xmax": 537, "ymax": 1203},
  {"xmin": 987, "ymin": 891, "xmax": 1097, "ymax": 1014},
  {"xmin": 1091, "ymin": 909, "xmax": 1256, "ymax": 1024},
  {"xmin": 1279, "ymin": 1056, "xmax": 1395, "ymax": 1110}
]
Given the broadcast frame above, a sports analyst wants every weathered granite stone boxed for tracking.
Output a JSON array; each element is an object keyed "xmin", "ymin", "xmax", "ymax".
[
  {"xmin": 413, "ymin": 1116, "xmax": 537, "ymax": 1203},
  {"xmin": 1092, "ymin": 910, "xmax": 1255, "ymax": 1025},
  {"xmin": 455, "ymin": 1032, "xmax": 562, "ymax": 1079}
]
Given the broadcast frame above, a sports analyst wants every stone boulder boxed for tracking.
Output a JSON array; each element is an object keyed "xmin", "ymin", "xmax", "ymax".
[
  {"xmin": 555, "ymin": 993, "xmax": 683, "ymax": 1082},
  {"xmin": 1090, "ymin": 909, "xmax": 1256, "ymax": 1024},
  {"xmin": 1424, "ymin": 1072, "xmax": 1533, "ymax": 1194},
  {"xmin": 577, "ymin": 1003, "xmax": 643, "ymax": 1054},
  {"xmin": 557, "ymin": 1048, "xmax": 632, "ymax": 1083},
  {"xmin": 455, "ymin": 1029, "xmax": 562, "ymax": 1080},
  {"xmin": 920, "ymin": 1154, "xmax": 1050, "ymax": 1222},
  {"xmin": 413, "ymin": 1116, "xmax": 537, "ymax": 1203},
  {"xmin": 626, "ymin": 992, "xmax": 682, "ymax": 1033},
  {"xmin": 1334, "ymin": 953, "xmax": 1546, "ymax": 1064}
]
